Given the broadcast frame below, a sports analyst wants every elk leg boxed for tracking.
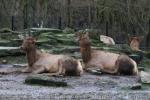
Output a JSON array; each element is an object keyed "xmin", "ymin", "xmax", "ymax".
[
  {"xmin": 32, "ymin": 66, "xmax": 45, "ymax": 74},
  {"xmin": 0, "ymin": 67, "xmax": 22, "ymax": 75},
  {"xmin": 0, "ymin": 69, "xmax": 10, "ymax": 75},
  {"xmin": 43, "ymin": 63, "xmax": 63, "ymax": 77},
  {"xmin": 42, "ymin": 72, "xmax": 62, "ymax": 77},
  {"xmin": 98, "ymin": 65, "xmax": 118, "ymax": 74},
  {"xmin": 21, "ymin": 67, "xmax": 32, "ymax": 73},
  {"xmin": 85, "ymin": 64, "xmax": 103, "ymax": 72}
]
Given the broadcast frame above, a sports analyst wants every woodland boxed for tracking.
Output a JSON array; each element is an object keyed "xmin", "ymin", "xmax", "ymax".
[{"xmin": 0, "ymin": 0, "xmax": 149, "ymax": 48}]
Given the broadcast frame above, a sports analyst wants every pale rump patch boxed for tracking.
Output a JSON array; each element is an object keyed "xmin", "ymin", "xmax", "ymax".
[
  {"xmin": 77, "ymin": 60, "xmax": 84, "ymax": 75},
  {"xmin": 116, "ymin": 55, "xmax": 138, "ymax": 75},
  {"xmin": 79, "ymin": 33, "xmax": 138, "ymax": 75}
]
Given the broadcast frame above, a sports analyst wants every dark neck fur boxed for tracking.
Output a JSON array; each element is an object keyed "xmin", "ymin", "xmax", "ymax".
[
  {"xmin": 26, "ymin": 46, "xmax": 37, "ymax": 67},
  {"xmin": 79, "ymin": 38, "xmax": 92, "ymax": 63}
]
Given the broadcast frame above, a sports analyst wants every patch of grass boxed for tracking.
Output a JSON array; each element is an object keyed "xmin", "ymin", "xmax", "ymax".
[
  {"xmin": 139, "ymin": 58, "xmax": 150, "ymax": 69},
  {"xmin": 144, "ymin": 51, "xmax": 150, "ymax": 59},
  {"xmin": 141, "ymin": 84, "xmax": 150, "ymax": 90}
]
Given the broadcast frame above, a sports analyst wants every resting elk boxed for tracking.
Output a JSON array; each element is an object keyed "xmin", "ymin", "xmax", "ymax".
[
  {"xmin": 20, "ymin": 37, "xmax": 83, "ymax": 76},
  {"xmin": 129, "ymin": 36, "xmax": 143, "ymax": 52},
  {"xmin": 79, "ymin": 32, "xmax": 138, "ymax": 75},
  {"xmin": 129, "ymin": 36, "xmax": 144, "ymax": 64}
]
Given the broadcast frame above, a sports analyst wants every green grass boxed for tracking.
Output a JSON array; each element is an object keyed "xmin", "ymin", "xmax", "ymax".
[{"xmin": 139, "ymin": 58, "xmax": 150, "ymax": 69}]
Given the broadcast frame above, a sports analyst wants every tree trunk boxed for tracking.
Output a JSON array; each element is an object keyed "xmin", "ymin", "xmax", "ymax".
[
  {"xmin": 105, "ymin": 21, "xmax": 109, "ymax": 36},
  {"xmin": 58, "ymin": 16, "xmax": 62, "ymax": 29},
  {"xmin": 67, "ymin": 0, "xmax": 71, "ymax": 28},
  {"xmin": 11, "ymin": 16, "xmax": 14, "ymax": 31},
  {"xmin": 132, "ymin": 25, "xmax": 136, "ymax": 35},
  {"xmin": 88, "ymin": 1, "xmax": 92, "ymax": 28},
  {"xmin": 23, "ymin": 2, "xmax": 28, "ymax": 29},
  {"xmin": 146, "ymin": 19, "xmax": 150, "ymax": 49}
]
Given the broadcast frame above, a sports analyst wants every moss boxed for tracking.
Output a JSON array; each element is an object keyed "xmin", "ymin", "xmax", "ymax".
[
  {"xmin": 144, "ymin": 52, "xmax": 150, "ymax": 59},
  {"xmin": 0, "ymin": 28, "xmax": 149, "ymax": 66},
  {"xmin": 63, "ymin": 27, "xmax": 75, "ymax": 34},
  {"xmin": 25, "ymin": 75, "xmax": 68, "ymax": 87},
  {"xmin": 139, "ymin": 58, "xmax": 150, "ymax": 69},
  {"xmin": 138, "ymin": 83, "xmax": 150, "ymax": 90},
  {"xmin": 121, "ymin": 83, "xmax": 150, "ymax": 91}
]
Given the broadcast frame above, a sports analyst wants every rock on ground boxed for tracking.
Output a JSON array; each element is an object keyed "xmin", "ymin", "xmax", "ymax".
[{"xmin": 141, "ymin": 71, "xmax": 150, "ymax": 84}]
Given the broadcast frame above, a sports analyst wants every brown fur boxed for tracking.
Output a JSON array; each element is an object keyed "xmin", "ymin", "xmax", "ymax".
[
  {"xmin": 21, "ymin": 37, "xmax": 43, "ymax": 72},
  {"xmin": 79, "ymin": 33, "xmax": 138, "ymax": 75},
  {"xmin": 129, "ymin": 36, "xmax": 143, "ymax": 51},
  {"xmin": 79, "ymin": 33, "xmax": 91, "ymax": 63},
  {"xmin": 59, "ymin": 57, "xmax": 81, "ymax": 76},
  {"xmin": 116, "ymin": 55, "xmax": 134, "ymax": 75},
  {"xmin": 21, "ymin": 37, "xmax": 83, "ymax": 76}
]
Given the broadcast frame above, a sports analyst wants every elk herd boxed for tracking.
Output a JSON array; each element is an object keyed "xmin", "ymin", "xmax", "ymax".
[{"xmin": 1, "ymin": 31, "xmax": 144, "ymax": 77}]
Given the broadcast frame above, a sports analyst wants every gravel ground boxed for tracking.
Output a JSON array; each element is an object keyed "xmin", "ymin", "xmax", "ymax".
[{"xmin": 0, "ymin": 67, "xmax": 150, "ymax": 100}]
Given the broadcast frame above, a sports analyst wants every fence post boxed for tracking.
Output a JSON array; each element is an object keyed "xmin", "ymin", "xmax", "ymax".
[
  {"xmin": 146, "ymin": 19, "xmax": 150, "ymax": 49},
  {"xmin": 58, "ymin": 16, "xmax": 62, "ymax": 29},
  {"xmin": 67, "ymin": 0, "xmax": 71, "ymax": 28},
  {"xmin": 23, "ymin": 2, "xmax": 28, "ymax": 29},
  {"xmin": 11, "ymin": 16, "xmax": 14, "ymax": 31},
  {"xmin": 106, "ymin": 21, "xmax": 109, "ymax": 36}
]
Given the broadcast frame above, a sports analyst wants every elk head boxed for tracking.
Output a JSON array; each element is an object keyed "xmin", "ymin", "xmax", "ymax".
[{"xmin": 20, "ymin": 37, "xmax": 36, "ymax": 51}]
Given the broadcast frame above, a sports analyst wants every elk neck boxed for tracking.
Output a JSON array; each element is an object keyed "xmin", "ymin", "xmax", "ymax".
[
  {"xmin": 79, "ymin": 39, "xmax": 92, "ymax": 63},
  {"xmin": 26, "ymin": 46, "xmax": 37, "ymax": 67}
]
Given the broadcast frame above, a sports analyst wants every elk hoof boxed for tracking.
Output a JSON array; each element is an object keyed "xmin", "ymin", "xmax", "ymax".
[
  {"xmin": 21, "ymin": 67, "xmax": 32, "ymax": 73},
  {"xmin": 0, "ymin": 71, "xmax": 8, "ymax": 75}
]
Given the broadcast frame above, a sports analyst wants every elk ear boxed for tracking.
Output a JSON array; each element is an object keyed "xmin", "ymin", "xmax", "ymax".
[
  {"xmin": 127, "ymin": 34, "xmax": 132, "ymax": 43},
  {"xmin": 32, "ymin": 38, "xmax": 37, "ymax": 43},
  {"xmin": 84, "ymin": 32, "xmax": 90, "ymax": 39},
  {"xmin": 129, "ymin": 37, "xmax": 134, "ymax": 43},
  {"xmin": 85, "ymin": 32, "xmax": 89, "ymax": 36},
  {"xmin": 137, "ymin": 36, "xmax": 144, "ymax": 42},
  {"xmin": 78, "ymin": 32, "xmax": 86, "ymax": 41}
]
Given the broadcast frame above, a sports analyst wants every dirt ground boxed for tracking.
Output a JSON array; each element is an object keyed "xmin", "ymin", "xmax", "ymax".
[{"xmin": 0, "ymin": 66, "xmax": 150, "ymax": 100}]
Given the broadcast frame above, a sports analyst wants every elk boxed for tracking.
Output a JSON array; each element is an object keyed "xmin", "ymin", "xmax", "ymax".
[
  {"xmin": 20, "ymin": 37, "xmax": 83, "ymax": 76},
  {"xmin": 129, "ymin": 36, "xmax": 143, "ymax": 51},
  {"xmin": 129, "ymin": 36, "xmax": 144, "ymax": 64},
  {"xmin": 79, "ymin": 32, "xmax": 138, "ymax": 75}
]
